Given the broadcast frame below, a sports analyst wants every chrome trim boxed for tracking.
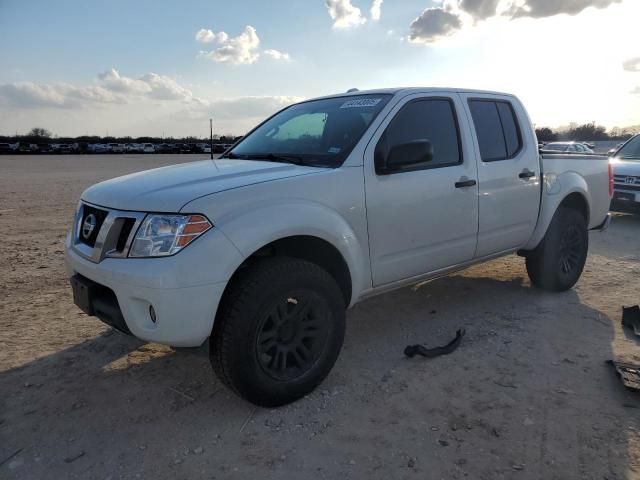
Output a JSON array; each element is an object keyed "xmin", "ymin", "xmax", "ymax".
[{"xmin": 72, "ymin": 202, "xmax": 146, "ymax": 263}]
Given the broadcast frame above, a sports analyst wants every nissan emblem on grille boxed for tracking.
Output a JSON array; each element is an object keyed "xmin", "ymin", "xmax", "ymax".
[
  {"xmin": 624, "ymin": 177, "xmax": 637, "ymax": 185},
  {"xmin": 82, "ymin": 213, "xmax": 97, "ymax": 240}
]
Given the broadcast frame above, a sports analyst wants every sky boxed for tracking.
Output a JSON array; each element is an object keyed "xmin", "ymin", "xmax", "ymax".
[{"xmin": 0, "ymin": 0, "xmax": 639, "ymax": 138}]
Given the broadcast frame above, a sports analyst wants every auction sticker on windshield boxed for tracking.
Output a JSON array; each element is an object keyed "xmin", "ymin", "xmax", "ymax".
[{"xmin": 340, "ymin": 98, "xmax": 382, "ymax": 109}]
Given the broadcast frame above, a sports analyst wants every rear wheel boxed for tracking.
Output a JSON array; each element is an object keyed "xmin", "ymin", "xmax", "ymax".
[
  {"xmin": 525, "ymin": 206, "xmax": 588, "ymax": 292},
  {"xmin": 210, "ymin": 257, "xmax": 346, "ymax": 407}
]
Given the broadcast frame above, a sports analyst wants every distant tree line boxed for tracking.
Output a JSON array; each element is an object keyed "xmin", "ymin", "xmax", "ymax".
[
  {"xmin": 2, "ymin": 123, "xmax": 637, "ymax": 147},
  {"xmin": 535, "ymin": 123, "xmax": 637, "ymax": 142},
  {"xmin": 0, "ymin": 127, "xmax": 242, "ymax": 146}
]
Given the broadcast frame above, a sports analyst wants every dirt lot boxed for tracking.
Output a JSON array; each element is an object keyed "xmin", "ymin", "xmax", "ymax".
[{"xmin": 1, "ymin": 154, "xmax": 639, "ymax": 480}]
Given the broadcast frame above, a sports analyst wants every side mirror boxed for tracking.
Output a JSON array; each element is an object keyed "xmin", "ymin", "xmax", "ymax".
[{"xmin": 383, "ymin": 140, "xmax": 434, "ymax": 173}]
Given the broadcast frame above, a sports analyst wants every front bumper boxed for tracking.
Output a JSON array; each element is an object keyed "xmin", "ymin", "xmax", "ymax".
[{"xmin": 65, "ymin": 228, "xmax": 244, "ymax": 347}]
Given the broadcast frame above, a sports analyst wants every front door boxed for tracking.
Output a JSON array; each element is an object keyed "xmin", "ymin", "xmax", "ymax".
[{"xmin": 364, "ymin": 93, "xmax": 479, "ymax": 287}]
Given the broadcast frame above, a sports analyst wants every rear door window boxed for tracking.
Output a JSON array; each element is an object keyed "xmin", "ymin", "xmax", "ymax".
[{"xmin": 469, "ymin": 100, "xmax": 522, "ymax": 162}]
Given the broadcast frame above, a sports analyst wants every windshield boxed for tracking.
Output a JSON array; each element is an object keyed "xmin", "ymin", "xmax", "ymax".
[
  {"xmin": 616, "ymin": 135, "xmax": 640, "ymax": 160},
  {"xmin": 225, "ymin": 94, "xmax": 392, "ymax": 167}
]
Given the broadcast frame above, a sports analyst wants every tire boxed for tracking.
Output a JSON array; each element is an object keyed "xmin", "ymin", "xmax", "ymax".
[
  {"xmin": 210, "ymin": 257, "xmax": 346, "ymax": 407},
  {"xmin": 525, "ymin": 206, "xmax": 588, "ymax": 292}
]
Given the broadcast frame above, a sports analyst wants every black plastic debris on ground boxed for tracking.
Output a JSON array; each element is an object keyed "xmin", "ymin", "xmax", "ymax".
[
  {"xmin": 404, "ymin": 329, "xmax": 465, "ymax": 359},
  {"xmin": 622, "ymin": 305, "xmax": 640, "ymax": 337},
  {"xmin": 608, "ymin": 360, "xmax": 640, "ymax": 391}
]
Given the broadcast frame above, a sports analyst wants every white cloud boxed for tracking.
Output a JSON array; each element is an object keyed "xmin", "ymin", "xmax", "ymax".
[
  {"xmin": 199, "ymin": 26, "xmax": 261, "ymax": 65},
  {"xmin": 508, "ymin": 0, "xmax": 622, "ymax": 19},
  {"xmin": 370, "ymin": 0, "xmax": 383, "ymax": 21},
  {"xmin": 407, "ymin": 0, "xmax": 625, "ymax": 44},
  {"xmin": 0, "ymin": 82, "xmax": 124, "ymax": 108},
  {"xmin": 139, "ymin": 73, "xmax": 193, "ymax": 100},
  {"xmin": 623, "ymin": 57, "xmax": 640, "ymax": 73},
  {"xmin": 195, "ymin": 28, "xmax": 217, "ymax": 43},
  {"xmin": 196, "ymin": 28, "xmax": 230, "ymax": 44},
  {"xmin": 263, "ymin": 49, "xmax": 291, "ymax": 61},
  {"xmin": 97, "ymin": 68, "xmax": 152, "ymax": 95},
  {"xmin": 408, "ymin": 7, "xmax": 463, "ymax": 43},
  {"xmin": 325, "ymin": 0, "xmax": 366, "ymax": 29},
  {"xmin": 0, "ymin": 70, "xmax": 194, "ymax": 109},
  {"xmin": 458, "ymin": 0, "xmax": 500, "ymax": 20}
]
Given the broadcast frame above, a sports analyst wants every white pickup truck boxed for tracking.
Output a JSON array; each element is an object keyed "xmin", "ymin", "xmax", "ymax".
[{"xmin": 66, "ymin": 88, "xmax": 612, "ymax": 406}]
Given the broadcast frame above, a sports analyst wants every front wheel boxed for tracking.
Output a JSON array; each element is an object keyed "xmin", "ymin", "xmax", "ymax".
[
  {"xmin": 525, "ymin": 206, "xmax": 588, "ymax": 292},
  {"xmin": 210, "ymin": 257, "xmax": 346, "ymax": 407}
]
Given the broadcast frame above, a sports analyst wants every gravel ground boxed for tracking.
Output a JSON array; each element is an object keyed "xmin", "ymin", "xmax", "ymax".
[{"xmin": 1, "ymin": 154, "xmax": 639, "ymax": 480}]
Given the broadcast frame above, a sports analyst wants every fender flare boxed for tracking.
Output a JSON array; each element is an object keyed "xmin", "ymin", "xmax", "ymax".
[
  {"xmin": 523, "ymin": 171, "xmax": 591, "ymax": 251},
  {"xmin": 215, "ymin": 200, "xmax": 370, "ymax": 305}
]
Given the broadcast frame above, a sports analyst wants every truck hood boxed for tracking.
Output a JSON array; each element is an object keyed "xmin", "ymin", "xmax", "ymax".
[{"xmin": 82, "ymin": 159, "xmax": 323, "ymax": 212}]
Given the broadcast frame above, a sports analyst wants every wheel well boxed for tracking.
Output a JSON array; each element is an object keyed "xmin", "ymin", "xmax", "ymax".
[
  {"xmin": 224, "ymin": 236, "xmax": 352, "ymax": 307},
  {"xmin": 559, "ymin": 192, "xmax": 589, "ymax": 223}
]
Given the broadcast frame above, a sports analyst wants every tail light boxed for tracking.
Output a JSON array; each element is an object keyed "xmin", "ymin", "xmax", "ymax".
[{"xmin": 608, "ymin": 162, "xmax": 614, "ymax": 198}]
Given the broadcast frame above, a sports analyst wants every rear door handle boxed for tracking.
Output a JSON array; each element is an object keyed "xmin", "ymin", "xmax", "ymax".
[
  {"xmin": 519, "ymin": 169, "xmax": 536, "ymax": 179},
  {"xmin": 455, "ymin": 179, "xmax": 477, "ymax": 188}
]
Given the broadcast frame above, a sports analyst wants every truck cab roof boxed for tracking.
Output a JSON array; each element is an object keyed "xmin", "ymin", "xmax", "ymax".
[{"xmin": 305, "ymin": 87, "xmax": 517, "ymax": 103}]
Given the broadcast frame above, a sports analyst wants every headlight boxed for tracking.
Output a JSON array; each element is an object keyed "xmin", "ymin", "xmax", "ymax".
[{"xmin": 129, "ymin": 214, "xmax": 212, "ymax": 257}]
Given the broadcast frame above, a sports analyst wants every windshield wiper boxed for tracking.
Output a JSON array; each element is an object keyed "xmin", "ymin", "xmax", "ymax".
[
  {"xmin": 238, "ymin": 153, "xmax": 306, "ymax": 165},
  {"xmin": 220, "ymin": 151, "xmax": 245, "ymax": 159},
  {"xmin": 221, "ymin": 151, "xmax": 333, "ymax": 168}
]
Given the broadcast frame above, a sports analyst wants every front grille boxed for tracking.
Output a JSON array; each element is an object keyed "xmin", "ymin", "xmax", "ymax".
[
  {"xmin": 73, "ymin": 203, "xmax": 145, "ymax": 263},
  {"xmin": 614, "ymin": 174, "xmax": 640, "ymax": 191},
  {"xmin": 79, "ymin": 205, "xmax": 108, "ymax": 247},
  {"xmin": 116, "ymin": 218, "xmax": 136, "ymax": 252}
]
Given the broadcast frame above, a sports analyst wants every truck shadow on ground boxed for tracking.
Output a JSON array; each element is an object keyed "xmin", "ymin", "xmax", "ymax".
[{"xmin": 1, "ymin": 270, "xmax": 638, "ymax": 479}]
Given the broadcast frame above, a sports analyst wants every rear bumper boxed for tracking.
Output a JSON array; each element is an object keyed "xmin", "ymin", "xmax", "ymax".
[{"xmin": 64, "ymin": 228, "xmax": 243, "ymax": 347}]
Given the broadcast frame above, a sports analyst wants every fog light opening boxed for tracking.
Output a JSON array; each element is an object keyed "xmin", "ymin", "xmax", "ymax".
[{"xmin": 149, "ymin": 305, "xmax": 157, "ymax": 324}]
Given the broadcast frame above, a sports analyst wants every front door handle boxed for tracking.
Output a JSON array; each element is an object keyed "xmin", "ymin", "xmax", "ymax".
[
  {"xmin": 519, "ymin": 169, "xmax": 536, "ymax": 179},
  {"xmin": 455, "ymin": 179, "xmax": 477, "ymax": 188}
]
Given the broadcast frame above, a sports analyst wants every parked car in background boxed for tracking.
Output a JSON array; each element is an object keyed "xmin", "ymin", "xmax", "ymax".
[
  {"xmin": 53, "ymin": 143, "xmax": 77, "ymax": 154},
  {"xmin": 610, "ymin": 134, "xmax": 640, "ymax": 212},
  {"xmin": 0, "ymin": 143, "xmax": 15, "ymax": 153},
  {"xmin": 17, "ymin": 142, "xmax": 34, "ymax": 153},
  {"xmin": 107, "ymin": 143, "xmax": 125, "ymax": 153},
  {"xmin": 156, "ymin": 143, "xmax": 181, "ymax": 154},
  {"xmin": 66, "ymin": 87, "xmax": 611, "ymax": 406},
  {"xmin": 36, "ymin": 143, "xmax": 51, "ymax": 153},
  {"xmin": 154, "ymin": 143, "xmax": 169, "ymax": 153},
  {"xmin": 88, "ymin": 144, "xmax": 110, "ymax": 154},
  {"xmin": 608, "ymin": 142, "xmax": 625, "ymax": 156},
  {"xmin": 126, "ymin": 143, "xmax": 144, "ymax": 153},
  {"xmin": 176, "ymin": 143, "xmax": 193, "ymax": 154},
  {"xmin": 142, "ymin": 143, "xmax": 155, "ymax": 153},
  {"xmin": 196, "ymin": 143, "xmax": 212, "ymax": 154},
  {"xmin": 541, "ymin": 142, "xmax": 594, "ymax": 154},
  {"xmin": 212, "ymin": 144, "xmax": 227, "ymax": 153}
]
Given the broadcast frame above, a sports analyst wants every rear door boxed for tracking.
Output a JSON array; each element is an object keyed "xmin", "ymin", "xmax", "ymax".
[
  {"xmin": 460, "ymin": 94, "xmax": 540, "ymax": 257},
  {"xmin": 364, "ymin": 93, "xmax": 479, "ymax": 286}
]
